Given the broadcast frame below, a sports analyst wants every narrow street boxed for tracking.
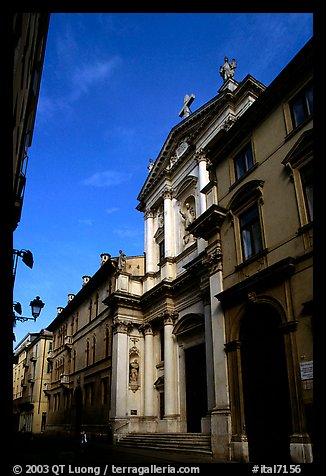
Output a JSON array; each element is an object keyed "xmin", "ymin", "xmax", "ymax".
[{"xmin": 12, "ymin": 433, "xmax": 232, "ymax": 465}]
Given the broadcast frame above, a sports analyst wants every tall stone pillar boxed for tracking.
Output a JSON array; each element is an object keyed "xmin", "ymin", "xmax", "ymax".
[
  {"xmin": 144, "ymin": 209, "xmax": 155, "ymax": 273},
  {"xmin": 195, "ymin": 149, "xmax": 210, "ymax": 215},
  {"xmin": 143, "ymin": 324, "xmax": 154, "ymax": 417},
  {"xmin": 163, "ymin": 313, "xmax": 178, "ymax": 430},
  {"xmin": 203, "ymin": 245, "xmax": 232, "ymax": 460},
  {"xmin": 163, "ymin": 188, "xmax": 174, "ymax": 258},
  {"xmin": 110, "ymin": 320, "xmax": 129, "ymax": 423},
  {"xmin": 203, "ymin": 297, "xmax": 215, "ymax": 413}
]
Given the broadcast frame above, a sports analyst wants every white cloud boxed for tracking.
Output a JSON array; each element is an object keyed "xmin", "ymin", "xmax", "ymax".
[
  {"xmin": 105, "ymin": 207, "xmax": 119, "ymax": 214},
  {"xmin": 113, "ymin": 226, "xmax": 142, "ymax": 238},
  {"xmin": 78, "ymin": 218, "xmax": 93, "ymax": 226},
  {"xmin": 82, "ymin": 170, "xmax": 130, "ymax": 188},
  {"xmin": 70, "ymin": 56, "xmax": 121, "ymax": 100}
]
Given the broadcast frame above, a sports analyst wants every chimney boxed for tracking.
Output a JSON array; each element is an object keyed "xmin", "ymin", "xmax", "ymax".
[
  {"xmin": 57, "ymin": 307, "xmax": 64, "ymax": 315},
  {"xmin": 68, "ymin": 293, "xmax": 75, "ymax": 303},
  {"xmin": 82, "ymin": 275, "xmax": 91, "ymax": 286},
  {"xmin": 100, "ymin": 253, "xmax": 111, "ymax": 266}
]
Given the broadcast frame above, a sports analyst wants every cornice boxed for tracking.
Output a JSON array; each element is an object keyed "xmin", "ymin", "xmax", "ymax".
[
  {"xmin": 216, "ymin": 257, "xmax": 296, "ymax": 306},
  {"xmin": 187, "ymin": 203, "xmax": 228, "ymax": 241}
]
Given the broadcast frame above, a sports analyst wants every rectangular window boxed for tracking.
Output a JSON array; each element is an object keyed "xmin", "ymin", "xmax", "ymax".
[
  {"xmin": 234, "ymin": 143, "xmax": 254, "ymax": 180},
  {"xmin": 239, "ymin": 205, "xmax": 263, "ymax": 260},
  {"xmin": 300, "ymin": 162, "xmax": 313, "ymax": 221},
  {"xmin": 159, "ymin": 240, "xmax": 165, "ymax": 261},
  {"xmin": 290, "ymin": 82, "xmax": 313, "ymax": 129},
  {"xmin": 159, "ymin": 392, "xmax": 165, "ymax": 420},
  {"xmin": 101, "ymin": 378, "xmax": 109, "ymax": 405},
  {"xmin": 160, "ymin": 327, "xmax": 165, "ymax": 362},
  {"xmin": 84, "ymin": 383, "xmax": 94, "ymax": 406}
]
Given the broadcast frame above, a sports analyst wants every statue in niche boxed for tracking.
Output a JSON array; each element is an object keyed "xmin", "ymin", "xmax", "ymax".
[
  {"xmin": 129, "ymin": 359, "xmax": 139, "ymax": 383},
  {"xmin": 179, "ymin": 202, "xmax": 195, "ymax": 228},
  {"xmin": 179, "ymin": 202, "xmax": 196, "ymax": 246},
  {"xmin": 157, "ymin": 207, "xmax": 164, "ymax": 229},
  {"xmin": 219, "ymin": 56, "xmax": 237, "ymax": 82}
]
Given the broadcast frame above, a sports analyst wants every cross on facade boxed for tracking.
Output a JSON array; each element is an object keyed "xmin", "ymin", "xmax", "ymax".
[{"xmin": 178, "ymin": 93, "xmax": 195, "ymax": 119}]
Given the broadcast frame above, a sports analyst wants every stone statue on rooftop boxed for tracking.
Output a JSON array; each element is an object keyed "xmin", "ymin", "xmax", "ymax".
[
  {"xmin": 117, "ymin": 249, "xmax": 126, "ymax": 271},
  {"xmin": 147, "ymin": 158, "xmax": 154, "ymax": 172},
  {"xmin": 219, "ymin": 56, "xmax": 237, "ymax": 82}
]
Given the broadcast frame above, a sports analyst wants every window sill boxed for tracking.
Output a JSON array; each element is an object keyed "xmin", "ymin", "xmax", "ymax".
[
  {"xmin": 235, "ymin": 247, "xmax": 268, "ymax": 271},
  {"xmin": 229, "ymin": 162, "xmax": 259, "ymax": 191},
  {"xmin": 297, "ymin": 221, "xmax": 313, "ymax": 235},
  {"xmin": 285, "ymin": 115, "xmax": 313, "ymax": 142}
]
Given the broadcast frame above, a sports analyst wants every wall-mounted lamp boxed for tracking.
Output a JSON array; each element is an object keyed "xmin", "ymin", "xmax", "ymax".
[
  {"xmin": 13, "ymin": 249, "xmax": 34, "ymax": 281},
  {"xmin": 13, "ymin": 296, "xmax": 45, "ymax": 323}
]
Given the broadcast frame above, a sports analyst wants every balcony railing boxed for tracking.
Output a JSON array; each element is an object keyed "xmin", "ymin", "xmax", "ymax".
[
  {"xmin": 64, "ymin": 335, "xmax": 73, "ymax": 350},
  {"xmin": 60, "ymin": 374, "xmax": 70, "ymax": 385}
]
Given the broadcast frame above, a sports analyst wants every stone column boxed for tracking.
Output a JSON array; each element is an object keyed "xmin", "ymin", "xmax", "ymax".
[
  {"xmin": 163, "ymin": 313, "xmax": 177, "ymax": 422},
  {"xmin": 143, "ymin": 324, "xmax": 154, "ymax": 417},
  {"xmin": 280, "ymin": 320, "xmax": 313, "ymax": 463},
  {"xmin": 195, "ymin": 149, "xmax": 210, "ymax": 215},
  {"xmin": 110, "ymin": 320, "xmax": 129, "ymax": 420},
  {"xmin": 203, "ymin": 297, "xmax": 215, "ymax": 413},
  {"xmin": 203, "ymin": 244, "xmax": 232, "ymax": 460},
  {"xmin": 225, "ymin": 340, "xmax": 249, "ymax": 462},
  {"xmin": 163, "ymin": 188, "xmax": 174, "ymax": 258},
  {"xmin": 144, "ymin": 209, "xmax": 155, "ymax": 273}
]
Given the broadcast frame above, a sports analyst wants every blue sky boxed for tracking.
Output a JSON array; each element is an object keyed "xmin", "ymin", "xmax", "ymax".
[{"xmin": 13, "ymin": 12, "xmax": 313, "ymax": 345}]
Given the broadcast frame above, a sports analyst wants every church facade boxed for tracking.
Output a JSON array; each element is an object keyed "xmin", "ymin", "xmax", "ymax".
[{"xmin": 44, "ymin": 39, "xmax": 313, "ymax": 463}]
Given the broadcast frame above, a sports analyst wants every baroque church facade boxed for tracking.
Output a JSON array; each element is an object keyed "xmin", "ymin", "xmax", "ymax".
[{"xmin": 44, "ymin": 39, "xmax": 313, "ymax": 463}]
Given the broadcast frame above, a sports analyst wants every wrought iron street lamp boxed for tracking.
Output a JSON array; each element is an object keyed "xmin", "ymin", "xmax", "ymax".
[
  {"xmin": 13, "ymin": 249, "xmax": 34, "ymax": 282},
  {"xmin": 13, "ymin": 296, "xmax": 45, "ymax": 322}
]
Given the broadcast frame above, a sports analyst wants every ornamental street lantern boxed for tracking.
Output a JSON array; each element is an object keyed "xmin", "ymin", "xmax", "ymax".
[
  {"xmin": 30, "ymin": 296, "xmax": 45, "ymax": 320},
  {"xmin": 14, "ymin": 296, "xmax": 45, "ymax": 323}
]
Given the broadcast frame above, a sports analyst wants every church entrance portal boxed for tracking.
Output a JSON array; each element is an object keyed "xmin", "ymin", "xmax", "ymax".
[
  {"xmin": 185, "ymin": 343, "xmax": 207, "ymax": 433},
  {"xmin": 240, "ymin": 303, "xmax": 292, "ymax": 462}
]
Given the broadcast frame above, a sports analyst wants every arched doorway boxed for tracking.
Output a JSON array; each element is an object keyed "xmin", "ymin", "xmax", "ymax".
[{"xmin": 240, "ymin": 302, "xmax": 292, "ymax": 462}]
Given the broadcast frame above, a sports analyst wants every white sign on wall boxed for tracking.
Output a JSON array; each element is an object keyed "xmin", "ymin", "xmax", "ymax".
[{"xmin": 300, "ymin": 360, "xmax": 313, "ymax": 380}]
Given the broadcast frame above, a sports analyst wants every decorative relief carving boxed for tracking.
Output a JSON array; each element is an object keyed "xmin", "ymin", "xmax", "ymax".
[
  {"xmin": 162, "ymin": 311, "xmax": 178, "ymax": 326},
  {"xmin": 222, "ymin": 114, "xmax": 236, "ymax": 131},
  {"xmin": 112, "ymin": 318, "xmax": 130, "ymax": 334},
  {"xmin": 203, "ymin": 244, "xmax": 223, "ymax": 274},
  {"xmin": 129, "ymin": 337, "xmax": 140, "ymax": 393},
  {"xmin": 247, "ymin": 291, "xmax": 257, "ymax": 303},
  {"xmin": 194, "ymin": 148, "xmax": 207, "ymax": 163},
  {"xmin": 140, "ymin": 323, "xmax": 153, "ymax": 336},
  {"xmin": 157, "ymin": 206, "xmax": 164, "ymax": 229},
  {"xmin": 144, "ymin": 209, "xmax": 154, "ymax": 219},
  {"xmin": 176, "ymin": 140, "xmax": 190, "ymax": 159},
  {"xmin": 162, "ymin": 188, "xmax": 173, "ymax": 200}
]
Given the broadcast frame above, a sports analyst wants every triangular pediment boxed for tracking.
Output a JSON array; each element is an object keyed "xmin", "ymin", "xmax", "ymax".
[{"xmin": 137, "ymin": 75, "xmax": 265, "ymax": 206}]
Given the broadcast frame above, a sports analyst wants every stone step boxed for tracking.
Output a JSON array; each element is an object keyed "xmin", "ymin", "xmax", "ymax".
[{"xmin": 116, "ymin": 433, "xmax": 212, "ymax": 455}]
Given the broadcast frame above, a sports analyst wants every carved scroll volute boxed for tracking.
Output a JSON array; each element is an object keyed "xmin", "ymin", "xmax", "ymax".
[{"xmin": 203, "ymin": 243, "xmax": 223, "ymax": 275}]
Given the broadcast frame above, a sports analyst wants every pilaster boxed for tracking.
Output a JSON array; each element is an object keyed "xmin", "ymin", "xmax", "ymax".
[
  {"xmin": 163, "ymin": 312, "xmax": 178, "ymax": 428},
  {"xmin": 162, "ymin": 188, "xmax": 175, "ymax": 258},
  {"xmin": 110, "ymin": 319, "xmax": 129, "ymax": 420}
]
